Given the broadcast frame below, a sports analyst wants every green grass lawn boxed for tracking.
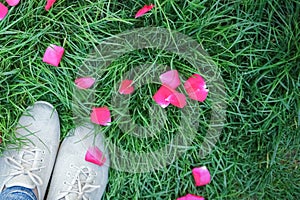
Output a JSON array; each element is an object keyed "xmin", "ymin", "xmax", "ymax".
[{"xmin": 0, "ymin": 0, "xmax": 299, "ymax": 199}]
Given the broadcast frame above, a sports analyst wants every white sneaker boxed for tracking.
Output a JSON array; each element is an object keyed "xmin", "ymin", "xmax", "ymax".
[
  {"xmin": 0, "ymin": 101, "xmax": 60, "ymax": 200},
  {"xmin": 47, "ymin": 124, "xmax": 110, "ymax": 200}
]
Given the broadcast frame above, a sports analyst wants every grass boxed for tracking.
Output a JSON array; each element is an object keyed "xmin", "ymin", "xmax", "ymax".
[{"xmin": 0, "ymin": 0, "xmax": 299, "ymax": 199}]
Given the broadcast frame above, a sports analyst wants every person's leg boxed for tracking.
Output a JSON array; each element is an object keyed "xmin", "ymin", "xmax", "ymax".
[
  {"xmin": 0, "ymin": 101, "xmax": 60, "ymax": 200},
  {"xmin": 0, "ymin": 186, "xmax": 37, "ymax": 200},
  {"xmin": 47, "ymin": 124, "xmax": 109, "ymax": 199}
]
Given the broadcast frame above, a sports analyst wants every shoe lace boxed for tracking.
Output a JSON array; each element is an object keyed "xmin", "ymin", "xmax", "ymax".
[
  {"xmin": 5, "ymin": 146, "xmax": 45, "ymax": 186},
  {"xmin": 60, "ymin": 166, "xmax": 100, "ymax": 200}
]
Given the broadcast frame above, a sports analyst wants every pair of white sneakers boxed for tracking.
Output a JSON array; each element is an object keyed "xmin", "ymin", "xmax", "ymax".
[{"xmin": 0, "ymin": 101, "xmax": 109, "ymax": 200}]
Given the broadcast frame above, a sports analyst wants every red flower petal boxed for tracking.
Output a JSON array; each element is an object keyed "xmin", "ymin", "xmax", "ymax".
[
  {"xmin": 6, "ymin": 0, "xmax": 20, "ymax": 6},
  {"xmin": 75, "ymin": 77, "xmax": 95, "ymax": 89},
  {"xmin": 184, "ymin": 74, "xmax": 208, "ymax": 102},
  {"xmin": 85, "ymin": 146, "xmax": 106, "ymax": 166},
  {"xmin": 42, "ymin": 44, "xmax": 64, "ymax": 67},
  {"xmin": 135, "ymin": 4, "xmax": 154, "ymax": 18},
  {"xmin": 90, "ymin": 107, "xmax": 111, "ymax": 126},
  {"xmin": 45, "ymin": 0, "xmax": 56, "ymax": 11},
  {"xmin": 0, "ymin": 3, "xmax": 8, "ymax": 20},
  {"xmin": 177, "ymin": 194, "xmax": 205, "ymax": 200},
  {"xmin": 159, "ymin": 70, "xmax": 180, "ymax": 89},
  {"xmin": 119, "ymin": 79, "xmax": 134, "ymax": 94},
  {"xmin": 192, "ymin": 166, "xmax": 211, "ymax": 186},
  {"xmin": 153, "ymin": 85, "xmax": 186, "ymax": 108}
]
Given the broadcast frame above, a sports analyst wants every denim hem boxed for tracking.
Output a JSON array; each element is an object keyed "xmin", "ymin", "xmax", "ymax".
[{"xmin": 0, "ymin": 186, "xmax": 37, "ymax": 200}]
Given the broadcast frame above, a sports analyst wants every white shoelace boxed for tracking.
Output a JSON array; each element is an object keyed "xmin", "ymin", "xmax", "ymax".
[
  {"xmin": 5, "ymin": 147, "xmax": 45, "ymax": 186},
  {"xmin": 60, "ymin": 166, "xmax": 100, "ymax": 200}
]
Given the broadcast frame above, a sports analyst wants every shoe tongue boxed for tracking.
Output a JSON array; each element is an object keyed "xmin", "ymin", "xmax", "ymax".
[
  {"xmin": 58, "ymin": 193, "xmax": 78, "ymax": 200},
  {"xmin": 64, "ymin": 172, "xmax": 88, "ymax": 200},
  {"xmin": 22, "ymin": 153, "xmax": 34, "ymax": 169},
  {"xmin": 6, "ymin": 174, "xmax": 35, "ymax": 189},
  {"xmin": 65, "ymin": 194, "xmax": 79, "ymax": 200}
]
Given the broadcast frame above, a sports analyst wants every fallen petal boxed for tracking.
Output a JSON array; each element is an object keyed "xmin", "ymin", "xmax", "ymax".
[
  {"xmin": 185, "ymin": 74, "xmax": 206, "ymax": 88},
  {"xmin": 75, "ymin": 77, "xmax": 95, "ymax": 89},
  {"xmin": 90, "ymin": 107, "xmax": 111, "ymax": 126},
  {"xmin": 192, "ymin": 166, "xmax": 211, "ymax": 186},
  {"xmin": 167, "ymin": 92, "xmax": 187, "ymax": 108},
  {"xmin": 153, "ymin": 85, "xmax": 186, "ymax": 108},
  {"xmin": 0, "ymin": 3, "xmax": 8, "ymax": 20},
  {"xmin": 119, "ymin": 79, "xmax": 134, "ymax": 94},
  {"xmin": 177, "ymin": 194, "xmax": 205, "ymax": 200},
  {"xmin": 159, "ymin": 70, "xmax": 180, "ymax": 89},
  {"xmin": 185, "ymin": 86, "xmax": 208, "ymax": 102},
  {"xmin": 45, "ymin": 0, "xmax": 56, "ymax": 11},
  {"xmin": 42, "ymin": 44, "xmax": 64, "ymax": 67},
  {"xmin": 184, "ymin": 74, "xmax": 208, "ymax": 102},
  {"xmin": 85, "ymin": 146, "xmax": 106, "ymax": 166},
  {"xmin": 153, "ymin": 85, "xmax": 173, "ymax": 108},
  {"xmin": 6, "ymin": 0, "xmax": 20, "ymax": 6},
  {"xmin": 135, "ymin": 4, "xmax": 154, "ymax": 18}
]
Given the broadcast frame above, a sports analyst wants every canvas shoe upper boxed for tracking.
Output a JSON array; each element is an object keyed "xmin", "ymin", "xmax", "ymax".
[
  {"xmin": 47, "ymin": 124, "xmax": 109, "ymax": 200},
  {"xmin": 0, "ymin": 101, "xmax": 60, "ymax": 200}
]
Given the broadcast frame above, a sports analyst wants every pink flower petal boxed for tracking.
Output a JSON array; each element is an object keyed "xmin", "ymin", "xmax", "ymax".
[
  {"xmin": 185, "ymin": 86, "xmax": 208, "ymax": 102},
  {"xmin": 177, "ymin": 194, "xmax": 205, "ymax": 200},
  {"xmin": 42, "ymin": 44, "xmax": 64, "ymax": 67},
  {"xmin": 159, "ymin": 70, "xmax": 180, "ymax": 89},
  {"xmin": 185, "ymin": 74, "xmax": 206, "ymax": 88},
  {"xmin": 45, "ymin": 0, "xmax": 56, "ymax": 11},
  {"xmin": 119, "ymin": 79, "xmax": 134, "ymax": 94},
  {"xmin": 0, "ymin": 3, "xmax": 8, "ymax": 20},
  {"xmin": 6, "ymin": 0, "xmax": 20, "ymax": 6},
  {"xmin": 184, "ymin": 74, "xmax": 208, "ymax": 102},
  {"xmin": 192, "ymin": 166, "xmax": 211, "ymax": 186},
  {"xmin": 167, "ymin": 92, "xmax": 187, "ymax": 108},
  {"xmin": 85, "ymin": 146, "xmax": 106, "ymax": 166},
  {"xmin": 153, "ymin": 85, "xmax": 186, "ymax": 108},
  {"xmin": 135, "ymin": 4, "xmax": 154, "ymax": 18},
  {"xmin": 75, "ymin": 77, "xmax": 95, "ymax": 89},
  {"xmin": 153, "ymin": 85, "xmax": 173, "ymax": 108},
  {"xmin": 90, "ymin": 107, "xmax": 111, "ymax": 126}
]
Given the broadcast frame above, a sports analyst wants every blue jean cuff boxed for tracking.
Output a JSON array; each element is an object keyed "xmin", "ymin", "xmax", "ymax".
[{"xmin": 0, "ymin": 186, "xmax": 37, "ymax": 200}]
